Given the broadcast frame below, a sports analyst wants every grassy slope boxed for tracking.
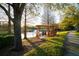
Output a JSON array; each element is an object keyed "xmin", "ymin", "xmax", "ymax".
[
  {"xmin": 73, "ymin": 31, "xmax": 79, "ymax": 36},
  {"xmin": 24, "ymin": 31, "xmax": 68, "ymax": 56}
]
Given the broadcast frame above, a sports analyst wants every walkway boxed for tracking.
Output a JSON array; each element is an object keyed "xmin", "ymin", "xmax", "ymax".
[{"xmin": 64, "ymin": 31, "xmax": 79, "ymax": 56}]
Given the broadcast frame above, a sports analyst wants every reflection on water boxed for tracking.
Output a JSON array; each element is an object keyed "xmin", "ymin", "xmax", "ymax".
[
  {"xmin": 21, "ymin": 30, "xmax": 42, "ymax": 39},
  {"xmin": 21, "ymin": 32, "xmax": 36, "ymax": 39}
]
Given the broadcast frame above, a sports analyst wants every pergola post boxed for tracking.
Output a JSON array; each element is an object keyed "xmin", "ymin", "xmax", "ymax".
[
  {"xmin": 35, "ymin": 24, "xmax": 58, "ymax": 39},
  {"xmin": 53, "ymin": 26, "xmax": 57, "ymax": 36},
  {"xmin": 36, "ymin": 26, "xmax": 40, "ymax": 39},
  {"xmin": 46, "ymin": 25, "xmax": 57, "ymax": 37},
  {"xmin": 46, "ymin": 25, "xmax": 50, "ymax": 37}
]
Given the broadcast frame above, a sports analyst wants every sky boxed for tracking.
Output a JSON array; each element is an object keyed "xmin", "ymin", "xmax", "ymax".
[
  {"xmin": 0, "ymin": 4, "xmax": 61, "ymax": 27},
  {"xmin": 22, "ymin": 6, "xmax": 61, "ymax": 27}
]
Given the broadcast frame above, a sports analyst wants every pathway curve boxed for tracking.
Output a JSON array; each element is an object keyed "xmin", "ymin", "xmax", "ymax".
[{"xmin": 64, "ymin": 31, "xmax": 79, "ymax": 56}]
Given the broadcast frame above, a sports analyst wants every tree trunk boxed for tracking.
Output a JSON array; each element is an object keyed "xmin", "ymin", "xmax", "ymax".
[
  {"xmin": 24, "ymin": 7, "xmax": 27, "ymax": 39},
  {"xmin": 12, "ymin": 4, "xmax": 25, "ymax": 50},
  {"xmin": 8, "ymin": 4, "xmax": 11, "ymax": 34},
  {"xmin": 24, "ymin": 19, "xmax": 27, "ymax": 39},
  {"xmin": 13, "ymin": 20, "xmax": 22, "ymax": 50},
  {"xmin": 8, "ymin": 19, "xmax": 11, "ymax": 34}
]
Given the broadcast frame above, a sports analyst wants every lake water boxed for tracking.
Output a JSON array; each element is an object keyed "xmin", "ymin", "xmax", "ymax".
[
  {"xmin": 21, "ymin": 30, "xmax": 42, "ymax": 39},
  {"xmin": 21, "ymin": 32, "xmax": 36, "ymax": 39}
]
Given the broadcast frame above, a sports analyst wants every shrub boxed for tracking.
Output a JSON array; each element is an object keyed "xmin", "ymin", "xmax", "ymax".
[
  {"xmin": 24, "ymin": 37, "xmax": 64, "ymax": 56},
  {"xmin": 0, "ymin": 35, "xmax": 14, "ymax": 49},
  {"xmin": 0, "ymin": 31, "xmax": 8, "ymax": 37}
]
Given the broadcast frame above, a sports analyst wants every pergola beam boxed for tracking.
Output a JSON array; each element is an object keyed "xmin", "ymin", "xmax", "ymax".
[{"xmin": 35, "ymin": 24, "xmax": 58, "ymax": 39}]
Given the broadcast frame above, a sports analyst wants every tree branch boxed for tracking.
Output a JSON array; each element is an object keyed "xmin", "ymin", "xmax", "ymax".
[
  {"xmin": 20, "ymin": 3, "xmax": 26, "ymax": 14},
  {"xmin": 0, "ymin": 4, "xmax": 13, "ymax": 21},
  {"xmin": 7, "ymin": 3, "xmax": 13, "ymax": 7}
]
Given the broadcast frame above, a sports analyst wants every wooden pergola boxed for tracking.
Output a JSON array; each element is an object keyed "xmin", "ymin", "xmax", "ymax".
[{"xmin": 35, "ymin": 24, "xmax": 58, "ymax": 39}]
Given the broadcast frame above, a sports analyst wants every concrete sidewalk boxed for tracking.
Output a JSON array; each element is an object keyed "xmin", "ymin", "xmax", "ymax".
[{"xmin": 64, "ymin": 31, "xmax": 79, "ymax": 56}]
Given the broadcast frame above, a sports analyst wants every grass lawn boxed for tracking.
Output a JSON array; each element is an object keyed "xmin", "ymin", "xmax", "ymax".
[
  {"xmin": 73, "ymin": 31, "xmax": 79, "ymax": 36},
  {"xmin": 24, "ymin": 31, "xmax": 69, "ymax": 56},
  {"xmin": 0, "ymin": 31, "xmax": 69, "ymax": 56},
  {"xmin": 57, "ymin": 31, "xmax": 69, "ymax": 37}
]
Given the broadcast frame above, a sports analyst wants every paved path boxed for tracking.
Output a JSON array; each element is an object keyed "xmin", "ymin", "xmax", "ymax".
[{"xmin": 64, "ymin": 31, "xmax": 79, "ymax": 56}]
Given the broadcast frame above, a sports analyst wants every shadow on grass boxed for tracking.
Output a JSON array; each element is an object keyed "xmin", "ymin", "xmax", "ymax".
[
  {"xmin": 0, "ymin": 38, "xmax": 64, "ymax": 56},
  {"xmin": 45, "ymin": 39, "xmax": 62, "ymax": 45},
  {"xmin": 25, "ymin": 39, "xmax": 65, "ymax": 56},
  {"xmin": 0, "ymin": 39, "xmax": 45, "ymax": 56},
  {"xmin": 26, "ymin": 39, "xmax": 47, "ymax": 56}
]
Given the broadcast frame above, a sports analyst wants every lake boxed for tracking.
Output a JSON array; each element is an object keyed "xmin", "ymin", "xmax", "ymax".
[{"xmin": 21, "ymin": 30, "xmax": 42, "ymax": 39}]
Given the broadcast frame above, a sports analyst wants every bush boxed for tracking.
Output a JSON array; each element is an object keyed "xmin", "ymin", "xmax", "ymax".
[
  {"xmin": 0, "ymin": 31, "xmax": 8, "ymax": 36},
  {"xmin": 24, "ymin": 37, "xmax": 64, "ymax": 56},
  {"xmin": 0, "ymin": 35, "xmax": 14, "ymax": 49}
]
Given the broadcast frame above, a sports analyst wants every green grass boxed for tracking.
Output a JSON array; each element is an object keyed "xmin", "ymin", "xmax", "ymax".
[
  {"xmin": 24, "ymin": 31, "xmax": 68, "ymax": 56},
  {"xmin": 0, "ymin": 31, "xmax": 68, "ymax": 55},
  {"xmin": 73, "ymin": 31, "xmax": 79, "ymax": 36},
  {"xmin": 57, "ymin": 31, "xmax": 69, "ymax": 38},
  {"xmin": 24, "ymin": 37, "xmax": 64, "ymax": 56}
]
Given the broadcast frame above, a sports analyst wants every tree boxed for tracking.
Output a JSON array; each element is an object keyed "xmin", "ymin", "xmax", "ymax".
[
  {"xmin": 0, "ymin": 3, "xmax": 25, "ymax": 50},
  {"xmin": 42, "ymin": 3, "xmax": 71, "ymax": 25},
  {"xmin": 23, "ymin": 3, "xmax": 40, "ymax": 39},
  {"xmin": 42, "ymin": 4, "xmax": 65, "ymax": 36},
  {"xmin": 8, "ymin": 4, "xmax": 11, "ymax": 34},
  {"xmin": 60, "ymin": 5, "xmax": 79, "ymax": 31},
  {"xmin": 24, "ymin": 4, "xmax": 27, "ymax": 39},
  {"xmin": 59, "ymin": 17, "xmax": 75, "ymax": 30}
]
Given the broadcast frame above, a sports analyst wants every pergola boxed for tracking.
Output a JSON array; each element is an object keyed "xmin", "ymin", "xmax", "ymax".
[{"xmin": 35, "ymin": 24, "xmax": 58, "ymax": 39}]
